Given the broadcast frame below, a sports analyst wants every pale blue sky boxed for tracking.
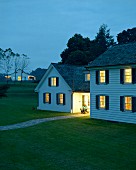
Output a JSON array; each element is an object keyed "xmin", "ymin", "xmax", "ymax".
[{"xmin": 0, "ymin": 0, "xmax": 136, "ymax": 70}]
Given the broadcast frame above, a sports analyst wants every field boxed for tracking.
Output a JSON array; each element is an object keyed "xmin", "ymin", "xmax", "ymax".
[
  {"xmin": 0, "ymin": 83, "xmax": 70, "ymax": 126},
  {"xmin": 0, "ymin": 83, "xmax": 136, "ymax": 170}
]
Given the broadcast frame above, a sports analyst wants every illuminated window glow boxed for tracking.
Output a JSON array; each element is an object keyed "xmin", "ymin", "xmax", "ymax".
[
  {"xmin": 85, "ymin": 73, "xmax": 90, "ymax": 81},
  {"xmin": 100, "ymin": 96, "xmax": 105, "ymax": 108},
  {"xmin": 51, "ymin": 77, "xmax": 56, "ymax": 86},
  {"xmin": 100, "ymin": 71, "xmax": 105, "ymax": 83},
  {"xmin": 59, "ymin": 94, "xmax": 64, "ymax": 104},
  {"xmin": 125, "ymin": 97, "xmax": 132, "ymax": 111},
  {"xmin": 45, "ymin": 93, "xmax": 50, "ymax": 103},
  {"xmin": 18, "ymin": 76, "xmax": 21, "ymax": 81},
  {"xmin": 124, "ymin": 68, "xmax": 132, "ymax": 83},
  {"xmin": 5, "ymin": 76, "xmax": 11, "ymax": 79}
]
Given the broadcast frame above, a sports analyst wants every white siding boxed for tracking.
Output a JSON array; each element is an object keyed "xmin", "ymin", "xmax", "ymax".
[
  {"xmin": 38, "ymin": 67, "xmax": 72, "ymax": 112},
  {"xmin": 90, "ymin": 68, "xmax": 136, "ymax": 124}
]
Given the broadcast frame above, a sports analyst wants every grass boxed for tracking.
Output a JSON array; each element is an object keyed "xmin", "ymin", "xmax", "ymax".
[
  {"xmin": 0, "ymin": 83, "xmax": 70, "ymax": 126},
  {"xmin": 0, "ymin": 117, "xmax": 136, "ymax": 170}
]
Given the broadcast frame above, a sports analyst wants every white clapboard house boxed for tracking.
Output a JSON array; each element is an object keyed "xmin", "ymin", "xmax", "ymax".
[
  {"xmin": 88, "ymin": 42, "xmax": 136, "ymax": 124},
  {"xmin": 5, "ymin": 69, "xmax": 36, "ymax": 81},
  {"xmin": 35, "ymin": 63, "xmax": 90, "ymax": 113}
]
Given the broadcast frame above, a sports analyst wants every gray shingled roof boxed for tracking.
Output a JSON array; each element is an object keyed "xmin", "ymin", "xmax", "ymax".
[
  {"xmin": 88, "ymin": 42, "xmax": 136, "ymax": 67},
  {"xmin": 52, "ymin": 63, "xmax": 90, "ymax": 92}
]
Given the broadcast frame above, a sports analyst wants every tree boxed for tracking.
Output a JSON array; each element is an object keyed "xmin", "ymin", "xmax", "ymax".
[
  {"xmin": 60, "ymin": 34, "xmax": 92, "ymax": 65},
  {"xmin": 13, "ymin": 53, "xmax": 20, "ymax": 81},
  {"xmin": 19, "ymin": 54, "xmax": 30, "ymax": 81},
  {"xmin": 60, "ymin": 24, "xmax": 114, "ymax": 65},
  {"xmin": 117, "ymin": 27, "xmax": 136, "ymax": 44},
  {"xmin": 94, "ymin": 24, "xmax": 114, "ymax": 56},
  {"xmin": 0, "ymin": 48, "xmax": 15, "ymax": 83}
]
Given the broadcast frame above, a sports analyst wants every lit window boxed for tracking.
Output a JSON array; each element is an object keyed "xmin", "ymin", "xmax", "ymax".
[
  {"xmin": 43, "ymin": 93, "xmax": 51, "ymax": 104},
  {"xmin": 125, "ymin": 97, "xmax": 132, "ymax": 111},
  {"xmin": 100, "ymin": 71, "xmax": 105, "ymax": 83},
  {"xmin": 51, "ymin": 77, "xmax": 56, "ymax": 86},
  {"xmin": 124, "ymin": 68, "xmax": 132, "ymax": 83},
  {"xmin": 49, "ymin": 77, "xmax": 59, "ymax": 87},
  {"xmin": 85, "ymin": 73, "xmax": 90, "ymax": 81},
  {"xmin": 18, "ymin": 76, "xmax": 21, "ymax": 81},
  {"xmin": 5, "ymin": 76, "xmax": 11, "ymax": 79},
  {"xmin": 100, "ymin": 96, "xmax": 105, "ymax": 109},
  {"xmin": 57, "ymin": 93, "xmax": 65, "ymax": 105},
  {"xmin": 45, "ymin": 93, "xmax": 49, "ymax": 103},
  {"xmin": 59, "ymin": 94, "xmax": 63, "ymax": 104}
]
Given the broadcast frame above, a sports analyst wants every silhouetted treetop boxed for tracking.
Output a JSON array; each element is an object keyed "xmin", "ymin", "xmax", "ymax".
[{"xmin": 117, "ymin": 27, "xmax": 136, "ymax": 44}]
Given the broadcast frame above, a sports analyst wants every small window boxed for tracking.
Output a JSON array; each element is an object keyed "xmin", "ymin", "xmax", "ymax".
[
  {"xmin": 51, "ymin": 77, "xmax": 57, "ymax": 86},
  {"xmin": 124, "ymin": 96, "xmax": 132, "ymax": 111},
  {"xmin": 100, "ymin": 96, "xmax": 105, "ymax": 109},
  {"xmin": 100, "ymin": 71, "xmax": 105, "ymax": 83},
  {"xmin": 56, "ymin": 93, "xmax": 65, "ymax": 105},
  {"xmin": 48, "ymin": 77, "xmax": 59, "ymax": 87},
  {"xmin": 124, "ymin": 68, "xmax": 132, "ymax": 83},
  {"xmin": 18, "ymin": 76, "xmax": 21, "ymax": 81},
  {"xmin": 96, "ymin": 95, "xmax": 109, "ymax": 110},
  {"xmin": 96, "ymin": 70, "xmax": 109, "ymax": 84},
  {"xmin": 85, "ymin": 73, "xmax": 90, "ymax": 81},
  {"xmin": 43, "ymin": 93, "xmax": 51, "ymax": 104}
]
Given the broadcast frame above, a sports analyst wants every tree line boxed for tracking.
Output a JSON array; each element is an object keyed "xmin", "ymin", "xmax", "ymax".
[
  {"xmin": 60, "ymin": 25, "xmax": 136, "ymax": 65},
  {"xmin": 0, "ymin": 48, "xmax": 29, "ymax": 82}
]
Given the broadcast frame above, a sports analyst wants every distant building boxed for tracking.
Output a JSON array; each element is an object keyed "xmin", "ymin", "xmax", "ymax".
[{"xmin": 5, "ymin": 69, "xmax": 36, "ymax": 81}]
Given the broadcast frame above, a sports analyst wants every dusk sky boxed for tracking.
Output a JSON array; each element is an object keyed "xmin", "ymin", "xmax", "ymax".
[{"xmin": 0, "ymin": 0, "xmax": 136, "ymax": 71}]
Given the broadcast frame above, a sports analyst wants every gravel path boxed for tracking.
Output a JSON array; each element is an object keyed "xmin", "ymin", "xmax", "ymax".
[{"xmin": 0, "ymin": 114, "xmax": 89, "ymax": 131}]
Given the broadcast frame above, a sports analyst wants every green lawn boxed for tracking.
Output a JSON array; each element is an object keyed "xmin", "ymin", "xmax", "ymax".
[
  {"xmin": 0, "ymin": 83, "xmax": 70, "ymax": 126},
  {"xmin": 0, "ymin": 117, "xmax": 136, "ymax": 170}
]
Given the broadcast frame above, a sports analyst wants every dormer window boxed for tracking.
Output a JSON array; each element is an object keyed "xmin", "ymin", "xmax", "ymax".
[
  {"xmin": 48, "ymin": 77, "xmax": 59, "ymax": 87},
  {"xmin": 85, "ymin": 73, "xmax": 90, "ymax": 81}
]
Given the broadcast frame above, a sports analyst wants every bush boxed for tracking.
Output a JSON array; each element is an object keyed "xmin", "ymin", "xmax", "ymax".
[{"xmin": 0, "ymin": 85, "xmax": 10, "ymax": 98}]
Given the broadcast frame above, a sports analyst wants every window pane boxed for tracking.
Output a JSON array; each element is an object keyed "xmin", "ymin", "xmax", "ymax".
[
  {"xmin": 125, "ymin": 97, "xmax": 132, "ymax": 111},
  {"xmin": 59, "ymin": 94, "xmax": 63, "ymax": 104},
  {"xmin": 51, "ymin": 77, "xmax": 56, "ymax": 86},
  {"xmin": 85, "ymin": 74, "xmax": 90, "ymax": 81},
  {"xmin": 124, "ymin": 69, "xmax": 132, "ymax": 83},
  {"xmin": 45, "ymin": 93, "xmax": 49, "ymax": 103},
  {"xmin": 100, "ymin": 71, "xmax": 105, "ymax": 83},
  {"xmin": 100, "ymin": 96, "xmax": 105, "ymax": 108}
]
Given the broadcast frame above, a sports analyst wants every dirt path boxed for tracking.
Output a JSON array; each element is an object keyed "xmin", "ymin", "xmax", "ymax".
[{"xmin": 0, "ymin": 114, "xmax": 89, "ymax": 131}]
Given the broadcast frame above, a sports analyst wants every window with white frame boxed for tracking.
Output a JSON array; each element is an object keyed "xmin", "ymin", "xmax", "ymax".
[
  {"xmin": 100, "ymin": 71, "xmax": 105, "ymax": 83},
  {"xmin": 100, "ymin": 96, "xmax": 105, "ymax": 109},
  {"xmin": 124, "ymin": 96, "xmax": 132, "ymax": 111},
  {"xmin": 120, "ymin": 96, "xmax": 136, "ymax": 112},
  {"xmin": 124, "ymin": 68, "xmax": 132, "ymax": 83},
  {"xmin": 56, "ymin": 93, "xmax": 65, "ymax": 105},
  {"xmin": 48, "ymin": 77, "xmax": 59, "ymax": 87},
  {"xmin": 43, "ymin": 93, "xmax": 51, "ymax": 104},
  {"xmin": 96, "ymin": 95, "xmax": 109, "ymax": 110},
  {"xmin": 96, "ymin": 70, "xmax": 109, "ymax": 84}
]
